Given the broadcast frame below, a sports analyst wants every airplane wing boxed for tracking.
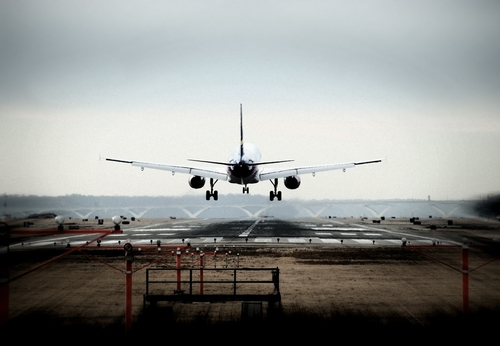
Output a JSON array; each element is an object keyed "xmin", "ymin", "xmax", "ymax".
[
  {"xmin": 259, "ymin": 160, "xmax": 381, "ymax": 180},
  {"xmin": 105, "ymin": 158, "xmax": 229, "ymax": 181}
]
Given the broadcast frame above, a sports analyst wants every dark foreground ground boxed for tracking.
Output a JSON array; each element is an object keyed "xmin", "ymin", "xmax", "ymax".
[{"xmin": 2, "ymin": 244, "xmax": 500, "ymax": 344}]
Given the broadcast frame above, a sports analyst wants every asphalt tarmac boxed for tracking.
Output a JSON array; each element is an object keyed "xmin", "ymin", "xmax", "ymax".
[
  {"xmin": 8, "ymin": 216, "xmax": 500, "ymax": 250},
  {"xmin": 3, "ymin": 216, "xmax": 500, "ymax": 343}
]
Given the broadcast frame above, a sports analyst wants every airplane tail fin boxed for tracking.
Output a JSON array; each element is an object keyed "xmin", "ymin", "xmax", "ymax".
[
  {"xmin": 188, "ymin": 104, "xmax": 293, "ymax": 166},
  {"xmin": 240, "ymin": 104, "xmax": 244, "ymax": 161}
]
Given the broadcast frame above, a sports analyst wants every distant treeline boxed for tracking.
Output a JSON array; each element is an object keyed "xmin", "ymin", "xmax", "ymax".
[
  {"xmin": 4, "ymin": 194, "xmax": 196, "ymax": 209},
  {"xmin": 2, "ymin": 193, "xmax": 480, "ymax": 209},
  {"xmin": 1, "ymin": 194, "xmax": 491, "ymax": 219}
]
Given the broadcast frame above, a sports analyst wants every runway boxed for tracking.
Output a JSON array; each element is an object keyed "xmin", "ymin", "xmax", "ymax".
[
  {"xmin": 5, "ymin": 216, "xmax": 500, "ymax": 342},
  {"xmin": 10, "ymin": 216, "xmax": 495, "ymax": 250}
]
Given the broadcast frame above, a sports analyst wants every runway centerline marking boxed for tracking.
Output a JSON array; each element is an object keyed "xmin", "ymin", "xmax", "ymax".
[{"xmin": 239, "ymin": 220, "xmax": 261, "ymax": 237}]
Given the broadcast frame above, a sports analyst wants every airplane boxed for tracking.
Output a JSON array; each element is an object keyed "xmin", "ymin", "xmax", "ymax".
[{"xmin": 106, "ymin": 104, "xmax": 382, "ymax": 201}]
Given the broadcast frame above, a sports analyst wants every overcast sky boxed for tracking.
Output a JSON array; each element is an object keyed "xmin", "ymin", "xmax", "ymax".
[{"xmin": 1, "ymin": 0, "xmax": 499, "ymax": 201}]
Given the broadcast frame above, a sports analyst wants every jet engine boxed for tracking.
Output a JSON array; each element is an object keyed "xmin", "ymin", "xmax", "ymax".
[
  {"xmin": 55, "ymin": 215, "xmax": 65, "ymax": 225},
  {"xmin": 284, "ymin": 175, "xmax": 301, "ymax": 189},
  {"xmin": 188, "ymin": 175, "xmax": 206, "ymax": 189}
]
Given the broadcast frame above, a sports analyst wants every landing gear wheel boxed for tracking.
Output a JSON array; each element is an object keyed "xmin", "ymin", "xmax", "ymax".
[
  {"xmin": 243, "ymin": 186, "xmax": 249, "ymax": 194},
  {"xmin": 206, "ymin": 190, "xmax": 219, "ymax": 200},
  {"xmin": 269, "ymin": 191, "xmax": 282, "ymax": 201},
  {"xmin": 206, "ymin": 178, "xmax": 219, "ymax": 201},
  {"xmin": 269, "ymin": 178, "xmax": 282, "ymax": 201}
]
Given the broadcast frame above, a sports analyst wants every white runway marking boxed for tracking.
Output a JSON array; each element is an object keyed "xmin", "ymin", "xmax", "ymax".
[
  {"xmin": 201, "ymin": 237, "xmax": 223, "ymax": 243},
  {"xmin": 323, "ymin": 220, "xmax": 347, "ymax": 225},
  {"xmin": 164, "ymin": 239, "xmax": 190, "ymax": 244},
  {"xmin": 286, "ymin": 238, "xmax": 307, "ymax": 243},
  {"xmin": 352, "ymin": 223, "xmax": 444, "ymax": 243},
  {"xmin": 254, "ymin": 238, "xmax": 273, "ymax": 242},
  {"xmin": 239, "ymin": 220, "xmax": 261, "ymax": 237},
  {"xmin": 100, "ymin": 240, "xmax": 122, "ymax": 245},
  {"xmin": 387, "ymin": 240, "xmax": 404, "ymax": 244},
  {"xmin": 353, "ymin": 239, "xmax": 376, "ymax": 244},
  {"xmin": 129, "ymin": 239, "xmax": 156, "ymax": 245},
  {"xmin": 10, "ymin": 234, "xmax": 94, "ymax": 248},
  {"xmin": 146, "ymin": 228, "xmax": 191, "ymax": 231},
  {"xmin": 312, "ymin": 227, "xmax": 366, "ymax": 231},
  {"xmin": 321, "ymin": 239, "xmax": 342, "ymax": 244},
  {"xmin": 11, "ymin": 236, "xmax": 452, "ymax": 247}
]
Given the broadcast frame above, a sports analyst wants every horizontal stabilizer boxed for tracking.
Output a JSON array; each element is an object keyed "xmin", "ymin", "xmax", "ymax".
[{"xmin": 188, "ymin": 159, "xmax": 294, "ymax": 166}]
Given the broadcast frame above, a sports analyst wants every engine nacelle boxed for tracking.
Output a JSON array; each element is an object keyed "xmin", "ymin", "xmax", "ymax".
[
  {"xmin": 188, "ymin": 175, "xmax": 206, "ymax": 189},
  {"xmin": 284, "ymin": 175, "xmax": 301, "ymax": 190},
  {"xmin": 55, "ymin": 215, "xmax": 65, "ymax": 225},
  {"xmin": 112, "ymin": 215, "xmax": 122, "ymax": 225}
]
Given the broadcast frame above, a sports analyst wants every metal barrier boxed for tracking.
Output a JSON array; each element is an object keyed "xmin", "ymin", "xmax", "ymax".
[{"xmin": 143, "ymin": 267, "xmax": 281, "ymax": 307}]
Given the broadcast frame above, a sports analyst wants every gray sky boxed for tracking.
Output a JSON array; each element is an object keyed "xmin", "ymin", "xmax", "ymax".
[{"xmin": 1, "ymin": 0, "xmax": 499, "ymax": 201}]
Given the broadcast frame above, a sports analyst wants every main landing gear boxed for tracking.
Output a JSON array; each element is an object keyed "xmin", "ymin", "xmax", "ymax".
[
  {"xmin": 269, "ymin": 178, "xmax": 282, "ymax": 201},
  {"xmin": 206, "ymin": 178, "xmax": 218, "ymax": 201}
]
